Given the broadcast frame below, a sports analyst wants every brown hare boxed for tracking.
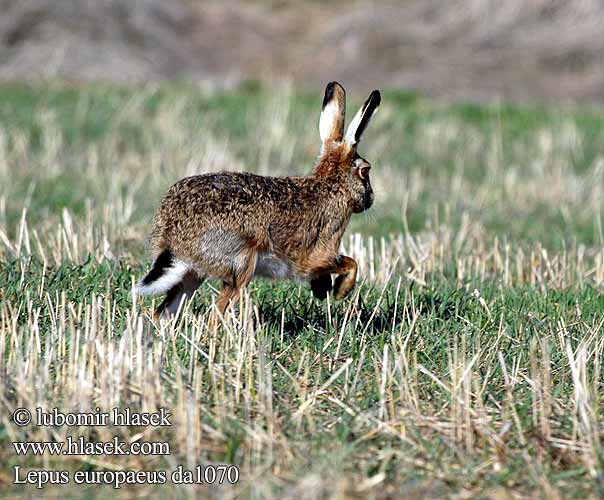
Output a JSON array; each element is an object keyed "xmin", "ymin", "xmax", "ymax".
[{"xmin": 136, "ymin": 82, "xmax": 380, "ymax": 319}]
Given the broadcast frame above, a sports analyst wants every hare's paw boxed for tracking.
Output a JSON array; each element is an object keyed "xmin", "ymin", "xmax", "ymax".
[
  {"xmin": 333, "ymin": 256, "xmax": 358, "ymax": 300},
  {"xmin": 310, "ymin": 274, "xmax": 333, "ymax": 300},
  {"xmin": 333, "ymin": 275, "xmax": 355, "ymax": 300}
]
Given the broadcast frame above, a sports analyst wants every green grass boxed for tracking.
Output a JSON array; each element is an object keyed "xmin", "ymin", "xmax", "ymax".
[
  {"xmin": 1, "ymin": 253, "xmax": 603, "ymax": 498},
  {"xmin": 1, "ymin": 82, "xmax": 604, "ymax": 498},
  {"xmin": 2, "ymin": 81, "xmax": 604, "ymax": 245}
]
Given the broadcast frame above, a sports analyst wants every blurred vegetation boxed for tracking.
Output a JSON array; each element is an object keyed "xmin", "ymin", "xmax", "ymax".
[
  {"xmin": 2, "ymin": 82, "xmax": 604, "ymax": 499},
  {"xmin": 2, "ymin": 82, "xmax": 604, "ymax": 249}
]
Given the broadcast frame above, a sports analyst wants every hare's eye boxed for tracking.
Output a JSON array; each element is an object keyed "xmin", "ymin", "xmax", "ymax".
[{"xmin": 357, "ymin": 166, "xmax": 371, "ymax": 181}]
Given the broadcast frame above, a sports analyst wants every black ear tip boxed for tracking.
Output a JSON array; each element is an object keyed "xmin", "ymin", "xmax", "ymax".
[
  {"xmin": 323, "ymin": 81, "xmax": 345, "ymax": 109},
  {"xmin": 362, "ymin": 89, "xmax": 381, "ymax": 111},
  {"xmin": 371, "ymin": 90, "xmax": 381, "ymax": 106},
  {"xmin": 322, "ymin": 82, "xmax": 336, "ymax": 109}
]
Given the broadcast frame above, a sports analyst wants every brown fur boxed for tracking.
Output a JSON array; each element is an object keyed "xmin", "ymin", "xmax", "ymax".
[{"xmin": 139, "ymin": 81, "xmax": 380, "ymax": 320}]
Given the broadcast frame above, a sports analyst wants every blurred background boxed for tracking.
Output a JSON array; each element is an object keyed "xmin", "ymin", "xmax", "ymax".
[
  {"xmin": 3, "ymin": 0, "xmax": 604, "ymax": 103},
  {"xmin": 2, "ymin": 0, "xmax": 604, "ymax": 254},
  {"xmin": 4, "ymin": 4, "xmax": 604, "ymax": 498}
]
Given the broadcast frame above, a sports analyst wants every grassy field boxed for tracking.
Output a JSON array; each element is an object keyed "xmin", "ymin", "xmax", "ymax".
[{"xmin": 1, "ymin": 82, "xmax": 604, "ymax": 498}]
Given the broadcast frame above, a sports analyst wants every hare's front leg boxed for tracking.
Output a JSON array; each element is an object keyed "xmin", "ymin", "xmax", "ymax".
[
  {"xmin": 310, "ymin": 273, "xmax": 333, "ymax": 299},
  {"xmin": 333, "ymin": 255, "xmax": 358, "ymax": 300}
]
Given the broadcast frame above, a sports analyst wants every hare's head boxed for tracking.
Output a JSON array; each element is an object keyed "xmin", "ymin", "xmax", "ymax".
[{"xmin": 314, "ymin": 82, "xmax": 381, "ymax": 213}]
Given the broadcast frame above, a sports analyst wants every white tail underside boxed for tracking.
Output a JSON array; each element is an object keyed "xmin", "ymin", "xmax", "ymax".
[{"xmin": 135, "ymin": 260, "xmax": 189, "ymax": 295}]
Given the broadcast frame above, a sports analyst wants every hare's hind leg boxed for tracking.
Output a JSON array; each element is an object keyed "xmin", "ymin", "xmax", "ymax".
[
  {"xmin": 214, "ymin": 283, "xmax": 238, "ymax": 318},
  {"xmin": 154, "ymin": 271, "xmax": 203, "ymax": 319},
  {"xmin": 209, "ymin": 251, "xmax": 257, "ymax": 328},
  {"xmin": 333, "ymin": 256, "xmax": 358, "ymax": 300}
]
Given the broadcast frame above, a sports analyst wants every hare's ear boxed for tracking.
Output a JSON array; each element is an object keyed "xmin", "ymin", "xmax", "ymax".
[
  {"xmin": 345, "ymin": 90, "xmax": 381, "ymax": 147},
  {"xmin": 319, "ymin": 82, "xmax": 346, "ymax": 144}
]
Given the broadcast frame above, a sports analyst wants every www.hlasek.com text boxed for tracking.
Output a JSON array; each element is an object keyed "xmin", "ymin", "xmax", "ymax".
[{"xmin": 13, "ymin": 435, "xmax": 170, "ymax": 456}]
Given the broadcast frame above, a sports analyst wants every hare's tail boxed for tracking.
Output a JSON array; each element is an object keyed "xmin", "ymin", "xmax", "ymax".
[{"xmin": 136, "ymin": 249, "xmax": 190, "ymax": 296}]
